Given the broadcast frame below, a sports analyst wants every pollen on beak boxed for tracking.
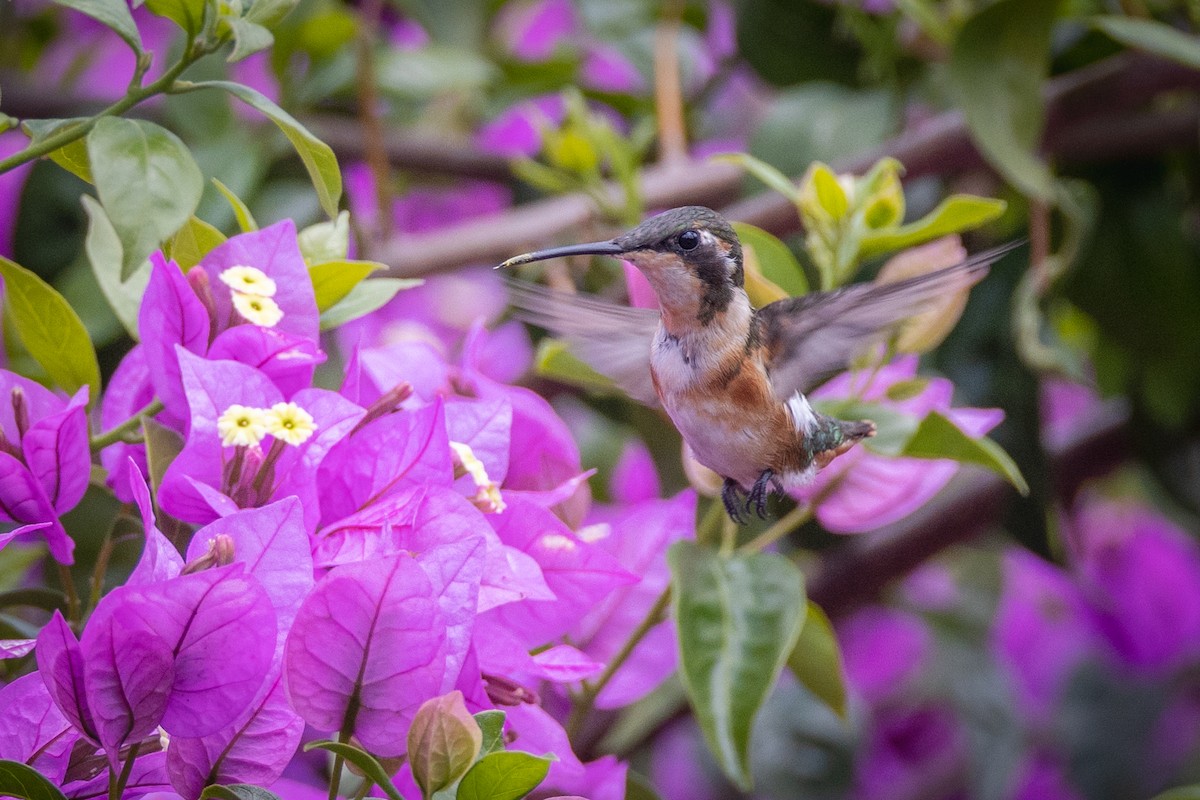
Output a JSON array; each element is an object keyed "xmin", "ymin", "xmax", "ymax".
[{"xmin": 495, "ymin": 240, "xmax": 625, "ymax": 269}]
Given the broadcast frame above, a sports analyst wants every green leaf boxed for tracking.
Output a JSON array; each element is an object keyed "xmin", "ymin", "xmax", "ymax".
[
  {"xmin": 859, "ymin": 195, "xmax": 1007, "ymax": 258},
  {"xmin": 304, "ymin": 740, "xmax": 406, "ymax": 800},
  {"xmin": 786, "ymin": 600, "xmax": 847, "ymax": 718},
  {"xmin": 180, "ymin": 80, "xmax": 342, "ymax": 218},
  {"xmin": 948, "ymin": 0, "xmax": 1056, "ymax": 200},
  {"xmin": 474, "ymin": 711, "xmax": 506, "ymax": 757},
  {"xmin": 143, "ymin": 417, "xmax": 183, "ymax": 495},
  {"xmin": 164, "ymin": 215, "xmax": 227, "ymax": 270},
  {"xmin": 319, "ymin": 277, "xmax": 422, "ymax": 331},
  {"xmin": 0, "ymin": 760, "xmax": 69, "ymax": 800},
  {"xmin": 715, "ymin": 153, "xmax": 797, "ymax": 203},
  {"xmin": 80, "ymin": 195, "xmax": 150, "ymax": 340},
  {"xmin": 21, "ymin": 119, "xmax": 92, "ymax": 183},
  {"xmin": 87, "ymin": 117, "xmax": 203, "ymax": 280},
  {"xmin": 244, "ymin": 0, "xmax": 299, "ymax": 27},
  {"xmin": 1092, "ymin": 16, "xmax": 1200, "ymax": 71},
  {"xmin": 813, "ymin": 399, "xmax": 918, "ymax": 457},
  {"xmin": 1151, "ymin": 786, "xmax": 1200, "ymax": 800},
  {"xmin": 534, "ymin": 339, "xmax": 619, "ymax": 394},
  {"xmin": 199, "ymin": 786, "xmax": 282, "ymax": 800},
  {"xmin": 0, "ymin": 256, "xmax": 100, "ymax": 400},
  {"xmin": 375, "ymin": 46, "xmax": 496, "ymax": 99},
  {"xmin": 901, "ymin": 410, "xmax": 1029, "ymax": 495},
  {"xmin": 668, "ymin": 541, "xmax": 807, "ymax": 790},
  {"xmin": 731, "ymin": 222, "xmax": 808, "ymax": 297},
  {"xmin": 408, "ymin": 691, "xmax": 483, "ymax": 798},
  {"xmin": 52, "ymin": 0, "xmax": 143, "ymax": 53},
  {"xmin": 144, "ymin": 0, "xmax": 207, "ymax": 34},
  {"xmin": 211, "ymin": 178, "xmax": 258, "ymax": 232},
  {"xmin": 309, "ymin": 260, "xmax": 384, "ymax": 312},
  {"xmin": 455, "ymin": 751, "xmax": 551, "ymax": 800},
  {"xmin": 298, "ymin": 210, "xmax": 350, "ymax": 264},
  {"xmin": 223, "ymin": 17, "xmax": 275, "ymax": 62}
]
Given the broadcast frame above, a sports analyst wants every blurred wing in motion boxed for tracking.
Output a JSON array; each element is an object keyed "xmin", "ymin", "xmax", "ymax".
[
  {"xmin": 504, "ymin": 279, "xmax": 662, "ymax": 406},
  {"xmin": 759, "ymin": 242, "xmax": 1020, "ymax": 398}
]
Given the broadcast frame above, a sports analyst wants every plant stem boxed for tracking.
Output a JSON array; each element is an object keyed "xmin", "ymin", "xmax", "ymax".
[
  {"xmin": 110, "ymin": 742, "xmax": 141, "ymax": 800},
  {"xmin": 566, "ymin": 586, "xmax": 672, "ymax": 740},
  {"xmin": 0, "ymin": 48, "xmax": 199, "ymax": 176},
  {"xmin": 739, "ymin": 503, "xmax": 813, "ymax": 554},
  {"xmin": 56, "ymin": 562, "xmax": 81, "ymax": 624},
  {"xmin": 90, "ymin": 398, "xmax": 164, "ymax": 451},
  {"xmin": 653, "ymin": 0, "xmax": 688, "ymax": 164}
]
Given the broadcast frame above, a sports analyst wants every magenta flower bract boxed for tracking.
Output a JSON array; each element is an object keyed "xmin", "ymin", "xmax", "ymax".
[
  {"xmin": 838, "ymin": 606, "xmax": 930, "ymax": 708},
  {"xmin": 99, "ymin": 346, "xmax": 156, "ymax": 503},
  {"xmin": 494, "ymin": 0, "xmax": 576, "ymax": 61},
  {"xmin": 0, "ymin": 672, "xmax": 75, "ymax": 783},
  {"xmin": 477, "ymin": 95, "xmax": 567, "ymax": 158}
]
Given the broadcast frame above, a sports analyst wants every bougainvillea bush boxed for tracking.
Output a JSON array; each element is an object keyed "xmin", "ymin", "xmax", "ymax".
[{"xmin": 2, "ymin": 0, "xmax": 1200, "ymax": 798}]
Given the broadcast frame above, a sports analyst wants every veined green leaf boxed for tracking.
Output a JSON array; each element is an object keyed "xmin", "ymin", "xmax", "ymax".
[
  {"xmin": 474, "ymin": 710, "xmax": 506, "ymax": 758},
  {"xmin": 786, "ymin": 600, "xmax": 847, "ymax": 718},
  {"xmin": 145, "ymin": 0, "xmax": 207, "ymax": 34},
  {"xmin": 304, "ymin": 740, "xmax": 405, "ymax": 800},
  {"xmin": 901, "ymin": 410, "xmax": 1029, "ymax": 495},
  {"xmin": 455, "ymin": 751, "xmax": 551, "ymax": 800},
  {"xmin": 21, "ymin": 119, "xmax": 92, "ymax": 183},
  {"xmin": 859, "ymin": 195, "xmax": 1007, "ymax": 258},
  {"xmin": 1092, "ymin": 16, "xmax": 1200, "ymax": 71},
  {"xmin": 223, "ymin": 17, "xmax": 275, "ymax": 62},
  {"xmin": 319, "ymin": 277, "xmax": 422, "ymax": 330},
  {"xmin": 948, "ymin": 0, "xmax": 1056, "ymax": 200},
  {"xmin": 0, "ymin": 256, "xmax": 100, "ymax": 401},
  {"xmin": 165, "ymin": 215, "xmax": 228, "ymax": 270},
  {"xmin": 52, "ymin": 0, "xmax": 142, "ymax": 52},
  {"xmin": 81, "ymin": 195, "xmax": 150, "ymax": 339},
  {"xmin": 87, "ymin": 117, "xmax": 203, "ymax": 280},
  {"xmin": 309, "ymin": 260, "xmax": 383, "ymax": 312},
  {"xmin": 0, "ymin": 760, "xmax": 69, "ymax": 800},
  {"xmin": 732, "ymin": 222, "xmax": 808, "ymax": 297},
  {"xmin": 669, "ymin": 541, "xmax": 807, "ymax": 790}
]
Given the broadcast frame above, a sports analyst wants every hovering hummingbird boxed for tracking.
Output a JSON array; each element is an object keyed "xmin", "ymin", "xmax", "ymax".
[{"xmin": 499, "ymin": 206, "xmax": 1011, "ymax": 523}]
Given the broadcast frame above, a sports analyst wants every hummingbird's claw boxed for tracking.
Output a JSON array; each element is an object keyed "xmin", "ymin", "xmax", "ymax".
[
  {"xmin": 721, "ymin": 478, "xmax": 748, "ymax": 524},
  {"xmin": 749, "ymin": 469, "xmax": 776, "ymax": 520}
]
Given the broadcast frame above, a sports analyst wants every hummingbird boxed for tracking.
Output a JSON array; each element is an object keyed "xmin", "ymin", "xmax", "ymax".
[{"xmin": 499, "ymin": 206, "xmax": 1010, "ymax": 523}]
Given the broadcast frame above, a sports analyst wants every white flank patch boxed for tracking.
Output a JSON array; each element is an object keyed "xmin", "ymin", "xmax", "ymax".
[{"xmin": 786, "ymin": 392, "xmax": 819, "ymax": 436}]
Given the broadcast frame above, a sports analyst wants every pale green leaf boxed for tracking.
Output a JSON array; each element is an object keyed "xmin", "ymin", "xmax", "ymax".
[
  {"xmin": 859, "ymin": 195, "xmax": 1007, "ymax": 258},
  {"xmin": 87, "ymin": 117, "xmax": 203, "ymax": 280},
  {"xmin": 52, "ymin": 0, "xmax": 142, "ymax": 52},
  {"xmin": 298, "ymin": 210, "xmax": 350, "ymax": 264},
  {"xmin": 224, "ymin": 17, "xmax": 275, "ymax": 62},
  {"xmin": 319, "ymin": 277, "xmax": 422, "ymax": 330},
  {"xmin": 0, "ymin": 256, "xmax": 100, "ymax": 401},
  {"xmin": 669, "ymin": 541, "xmax": 807, "ymax": 790},
  {"xmin": 309, "ymin": 260, "xmax": 383, "ymax": 312},
  {"xmin": 715, "ymin": 152, "xmax": 798, "ymax": 203},
  {"xmin": 211, "ymin": 178, "xmax": 258, "ymax": 232},
  {"xmin": 732, "ymin": 222, "xmax": 808, "ymax": 297},
  {"xmin": 786, "ymin": 600, "xmax": 847, "ymax": 718},
  {"xmin": 244, "ymin": 0, "xmax": 299, "ymax": 27},
  {"xmin": 1092, "ymin": 16, "xmax": 1200, "ymax": 70},
  {"xmin": 81, "ymin": 195, "xmax": 150, "ymax": 339},
  {"xmin": 455, "ymin": 751, "xmax": 550, "ymax": 800}
]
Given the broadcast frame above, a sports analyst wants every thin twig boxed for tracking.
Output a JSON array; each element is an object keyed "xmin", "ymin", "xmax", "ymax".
[
  {"xmin": 653, "ymin": 0, "xmax": 688, "ymax": 165},
  {"xmin": 90, "ymin": 398, "xmax": 164, "ymax": 451},
  {"xmin": 354, "ymin": 0, "xmax": 394, "ymax": 241}
]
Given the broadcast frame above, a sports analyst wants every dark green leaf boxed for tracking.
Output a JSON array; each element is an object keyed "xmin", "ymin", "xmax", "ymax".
[
  {"xmin": 81, "ymin": 195, "xmax": 148, "ymax": 339},
  {"xmin": 786, "ymin": 600, "xmax": 847, "ymax": 718},
  {"xmin": 858, "ymin": 196, "xmax": 1007, "ymax": 258},
  {"xmin": 474, "ymin": 710, "xmax": 506, "ymax": 757},
  {"xmin": 948, "ymin": 0, "xmax": 1056, "ymax": 199},
  {"xmin": 309, "ymin": 260, "xmax": 382, "ymax": 312},
  {"xmin": 668, "ymin": 541, "xmax": 807, "ymax": 790},
  {"xmin": 0, "ymin": 256, "xmax": 100, "ymax": 400},
  {"xmin": 455, "ymin": 751, "xmax": 550, "ymax": 800},
  {"xmin": 0, "ymin": 760, "xmax": 69, "ymax": 800},
  {"xmin": 87, "ymin": 117, "xmax": 203, "ymax": 280},
  {"xmin": 901, "ymin": 411, "xmax": 1029, "ymax": 495},
  {"xmin": 164, "ymin": 215, "xmax": 227, "ymax": 270},
  {"xmin": 21, "ymin": 119, "xmax": 92, "ymax": 183},
  {"xmin": 319, "ymin": 278, "xmax": 422, "ymax": 331},
  {"xmin": 732, "ymin": 222, "xmax": 808, "ymax": 297},
  {"xmin": 52, "ymin": 0, "xmax": 142, "ymax": 53},
  {"xmin": 224, "ymin": 17, "xmax": 275, "ymax": 62},
  {"xmin": 144, "ymin": 0, "xmax": 207, "ymax": 34},
  {"xmin": 199, "ymin": 786, "xmax": 282, "ymax": 800},
  {"xmin": 211, "ymin": 178, "xmax": 258, "ymax": 232},
  {"xmin": 0, "ymin": 588, "xmax": 67, "ymax": 614},
  {"xmin": 625, "ymin": 771, "xmax": 665, "ymax": 800},
  {"xmin": 304, "ymin": 740, "xmax": 405, "ymax": 800},
  {"xmin": 179, "ymin": 81, "xmax": 342, "ymax": 218},
  {"xmin": 1092, "ymin": 16, "xmax": 1200, "ymax": 70}
]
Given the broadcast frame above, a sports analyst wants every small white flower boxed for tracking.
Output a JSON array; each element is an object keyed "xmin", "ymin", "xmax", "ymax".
[
  {"xmin": 450, "ymin": 441, "xmax": 506, "ymax": 513},
  {"xmin": 217, "ymin": 404, "xmax": 269, "ymax": 447},
  {"xmin": 219, "ymin": 265, "xmax": 277, "ymax": 297},
  {"xmin": 265, "ymin": 402, "xmax": 317, "ymax": 446},
  {"xmin": 232, "ymin": 293, "xmax": 284, "ymax": 327}
]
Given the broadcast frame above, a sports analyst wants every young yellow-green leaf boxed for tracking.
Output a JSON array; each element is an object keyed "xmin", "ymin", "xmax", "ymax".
[
  {"xmin": 732, "ymin": 223, "xmax": 808, "ymax": 298},
  {"xmin": 474, "ymin": 710, "xmax": 506, "ymax": 758},
  {"xmin": 223, "ymin": 17, "xmax": 275, "ymax": 62},
  {"xmin": 535, "ymin": 339, "xmax": 619, "ymax": 394},
  {"xmin": 948, "ymin": 0, "xmax": 1056, "ymax": 200},
  {"xmin": 303, "ymin": 740, "xmax": 405, "ymax": 800},
  {"xmin": 715, "ymin": 152, "xmax": 798, "ymax": 204},
  {"xmin": 319, "ymin": 277, "xmax": 423, "ymax": 331},
  {"xmin": 455, "ymin": 751, "xmax": 551, "ymax": 800},
  {"xmin": 81, "ymin": 195, "xmax": 150, "ymax": 339},
  {"xmin": 21, "ymin": 119, "xmax": 93, "ymax": 183},
  {"xmin": 198, "ymin": 786, "xmax": 282, "ymax": 800},
  {"xmin": 181, "ymin": 81, "xmax": 342, "ymax": 218},
  {"xmin": 902, "ymin": 410, "xmax": 1029, "ymax": 495},
  {"xmin": 1092, "ymin": 16, "xmax": 1200, "ymax": 71},
  {"xmin": 0, "ymin": 760, "xmax": 68, "ymax": 800},
  {"xmin": 212, "ymin": 178, "xmax": 258, "ymax": 232},
  {"xmin": 786, "ymin": 600, "xmax": 847, "ymax": 718},
  {"xmin": 145, "ymin": 0, "xmax": 207, "ymax": 35},
  {"xmin": 0, "ymin": 256, "xmax": 100, "ymax": 400},
  {"xmin": 165, "ymin": 215, "xmax": 227, "ymax": 270},
  {"xmin": 803, "ymin": 162, "xmax": 848, "ymax": 221},
  {"xmin": 52, "ymin": 0, "xmax": 142, "ymax": 53},
  {"xmin": 669, "ymin": 541, "xmax": 807, "ymax": 790},
  {"xmin": 859, "ymin": 196, "xmax": 1006, "ymax": 258},
  {"xmin": 308, "ymin": 260, "xmax": 382, "ymax": 312},
  {"xmin": 87, "ymin": 117, "xmax": 203, "ymax": 280}
]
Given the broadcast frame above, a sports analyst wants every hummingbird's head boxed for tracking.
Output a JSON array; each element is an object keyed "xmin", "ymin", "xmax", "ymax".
[{"xmin": 499, "ymin": 206, "xmax": 745, "ymax": 325}]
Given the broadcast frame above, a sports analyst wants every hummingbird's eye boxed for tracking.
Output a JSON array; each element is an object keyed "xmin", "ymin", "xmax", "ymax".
[{"xmin": 677, "ymin": 230, "xmax": 701, "ymax": 251}]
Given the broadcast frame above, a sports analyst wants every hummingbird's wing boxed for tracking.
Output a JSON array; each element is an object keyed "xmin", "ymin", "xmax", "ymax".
[
  {"xmin": 758, "ymin": 243, "xmax": 1017, "ymax": 398},
  {"xmin": 504, "ymin": 279, "xmax": 662, "ymax": 406}
]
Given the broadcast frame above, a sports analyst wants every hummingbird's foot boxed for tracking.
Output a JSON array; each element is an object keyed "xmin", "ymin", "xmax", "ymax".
[
  {"xmin": 721, "ymin": 478, "xmax": 748, "ymax": 524},
  {"xmin": 748, "ymin": 469, "xmax": 776, "ymax": 520}
]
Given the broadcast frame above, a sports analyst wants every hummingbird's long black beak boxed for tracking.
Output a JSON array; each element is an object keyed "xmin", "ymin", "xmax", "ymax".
[{"xmin": 496, "ymin": 240, "xmax": 624, "ymax": 269}]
